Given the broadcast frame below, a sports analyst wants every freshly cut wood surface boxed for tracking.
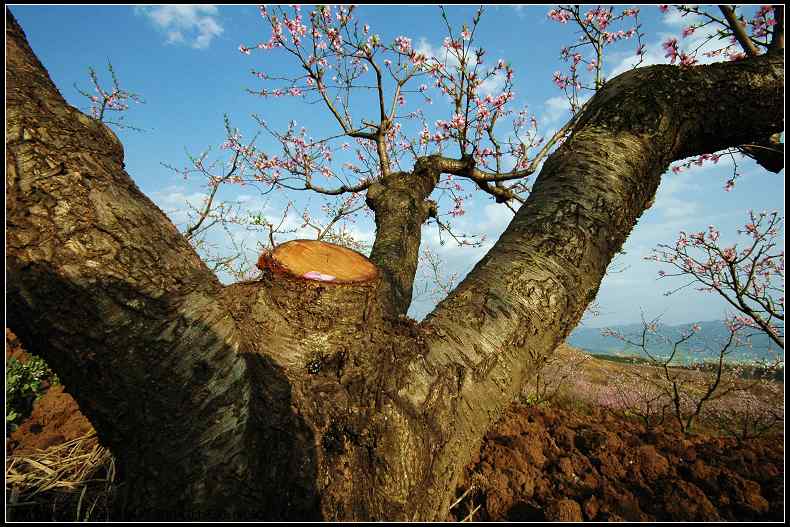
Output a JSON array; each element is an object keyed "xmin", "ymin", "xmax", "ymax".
[{"xmin": 257, "ymin": 239, "xmax": 379, "ymax": 283}]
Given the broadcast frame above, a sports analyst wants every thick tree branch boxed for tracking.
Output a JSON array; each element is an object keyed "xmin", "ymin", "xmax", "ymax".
[
  {"xmin": 718, "ymin": 5, "xmax": 784, "ymax": 172},
  {"xmin": 366, "ymin": 156, "xmax": 441, "ymax": 316},
  {"xmin": 5, "ymin": 9, "xmax": 270, "ymax": 517},
  {"xmin": 739, "ymin": 132, "xmax": 784, "ymax": 173},
  {"xmin": 398, "ymin": 51, "xmax": 784, "ymax": 519}
]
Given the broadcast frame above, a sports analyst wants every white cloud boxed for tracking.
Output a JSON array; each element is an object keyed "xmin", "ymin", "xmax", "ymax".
[
  {"xmin": 149, "ymin": 185, "xmax": 209, "ymax": 226},
  {"xmin": 540, "ymin": 93, "xmax": 590, "ymax": 126},
  {"xmin": 136, "ymin": 6, "xmax": 224, "ymax": 49},
  {"xmin": 481, "ymin": 202, "xmax": 514, "ymax": 233},
  {"xmin": 662, "ymin": 7, "xmax": 693, "ymax": 28},
  {"xmin": 646, "ymin": 170, "xmax": 704, "ymax": 222},
  {"xmin": 477, "ymin": 70, "xmax": 506, "ymax": 96},
  {"xmin": 541, "ymin": 95, "xmax": 572, "ymax": 125},
  {"xmin": 415, "ymin": 37, "xmax": 458, "ymax": 69},
  {"xmin": 608, "ymin": 43, "xmax": 665, "ymax": 80}
]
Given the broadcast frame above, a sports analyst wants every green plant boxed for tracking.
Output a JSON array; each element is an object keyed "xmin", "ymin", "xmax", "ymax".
[{"xmin": 6, "ymin": 356, "xmax": 58, "ymax": 432}]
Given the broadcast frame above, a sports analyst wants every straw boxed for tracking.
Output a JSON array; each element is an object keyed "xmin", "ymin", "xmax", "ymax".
[{"xmin": 5, "ymin": 431, "xmax": 117, "ymax": 521}]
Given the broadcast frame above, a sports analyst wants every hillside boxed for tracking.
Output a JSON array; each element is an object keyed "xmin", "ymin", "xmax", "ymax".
[{"xmin": 568, "ymin": 320, "xmax": 784, "ymax": 365}]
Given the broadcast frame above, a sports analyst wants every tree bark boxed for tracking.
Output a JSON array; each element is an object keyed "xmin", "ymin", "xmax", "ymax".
[
  {"xmin": 5, "ymin": 8, "xmax": 784, "ymax": 521},
  {"xmin": 366, "ymin": 156, "xmax": 441, "ymax": 317}
]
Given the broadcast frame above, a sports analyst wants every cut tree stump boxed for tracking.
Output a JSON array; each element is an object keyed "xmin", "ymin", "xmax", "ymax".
[{"xmin": 257, "ymin": 239, "xmax": 379, "ymax": 284}]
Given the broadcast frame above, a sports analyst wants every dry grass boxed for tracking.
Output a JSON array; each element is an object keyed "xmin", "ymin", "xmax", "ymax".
[{"xmin": 5, "ymin": 432, "xmax": 117, "ymax": 521}]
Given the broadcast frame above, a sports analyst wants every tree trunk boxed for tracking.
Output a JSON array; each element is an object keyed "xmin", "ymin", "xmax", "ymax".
[{"xmin": 5, "ymin": 8, "xmax": 783, "ymax": 521}]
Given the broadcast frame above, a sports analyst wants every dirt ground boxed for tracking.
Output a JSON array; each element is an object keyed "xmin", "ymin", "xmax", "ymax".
[
  {"xmin": 6, "ymin": 329, "xmax": 94, "ymax": 455},
  {"xmin": 449, "ymin": 403, "xmax": 784, "ymax": 522},
  {"xmin": 5, "ymin": 329, "xmax": 785, "ymax": 521}
]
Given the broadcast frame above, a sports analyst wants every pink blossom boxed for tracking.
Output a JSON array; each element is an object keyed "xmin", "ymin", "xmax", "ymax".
[
  {"xmin": 548, "ymin": 9, "xmax": 570, "ymax": 23},
  {"xmin": 442, "ymin": 36, "xmax": 463, "ymax": 51},
  {"xmin": 449, "ymin": 113, "xmax": 466, "ymax": 129},
  {"xmin": 420, "ymin": 127, "xmax": 430, "ymax": 145},
  {"xmin": 662, "ymin": 37, "xmax": 679, "ymax": 63},
  {"xmin": 679, "ymin": 53, "xmax": 697, "ymax": 67},
  {"xmin": 394, "ymin": 35, "xmax": 412, "ymax": 54},
  {"xmin": 552, "ymin": 71, "xmax": 567, "ymax": 89},
  {"xmin": 410, "ymin": 52, "xmax": 427, "ymax": 67}
]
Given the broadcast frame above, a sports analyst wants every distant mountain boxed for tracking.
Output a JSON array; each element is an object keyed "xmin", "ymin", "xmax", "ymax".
[{"xmin": 568, "ymin": 319, "xmax": 784, "ymax": 365}]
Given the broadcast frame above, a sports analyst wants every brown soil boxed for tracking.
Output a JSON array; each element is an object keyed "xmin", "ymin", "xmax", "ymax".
[
  {"xmin": 7, "ymin": 385, "xmax": 94, "ymax": 455},
  {"xmin": 6, "ymin": 328, "xmax": 31, "ymax": 364},
  {"xmin": 449, "ymin": 403, "xmax": 784, "ymax": 522},
  {"xmin": 6, "ymin": 329, "xmax": 94, "ymax": 456}
]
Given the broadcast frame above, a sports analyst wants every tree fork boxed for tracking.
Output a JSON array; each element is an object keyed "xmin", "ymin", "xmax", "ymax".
[
  {"xmin": 405, "ymin": 51, "xmax": 784, "ymax": 519},
  {"xmin": 219, "ymin": 245, "xmax": 441, "ymax": 520}
]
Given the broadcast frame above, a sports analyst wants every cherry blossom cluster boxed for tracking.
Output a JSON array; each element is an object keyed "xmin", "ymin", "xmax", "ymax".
[
  {"xmin": 74, "ymin": 61, "xmax": 144, "ymax": 131},
  {"xmin": 600, "ymin": 313, "xmax": 781, "ymax": 434},
  {"xmin": 700, "ymin": 381, "xmax": 784, "ymax": 440},
  {"xmin": 234, "ymin": 4, "xmax": 545, "ymax": 226},
  {"xmin": 646, "ymin": 210, "xmax": 784, "ymax": 348},
  {"xmin": 548, "ymin": 6, "xmax": 645, "ymax": 114},
  {"xmin": 750, "ymin": 5, "xmax": 778, "ymax": 39},
  {"xmin": 661, "ymin": 37, "xmax": 697, "ymax": 66},
  {"xmin": 414, "ymin": 8, "xmax": 526, "ymax": 169},
  {"xmin": 670, "ymin": 152, "xmax": 723, "ymax": 174},
  {"xmin": 659, "ymin": 5, "xmax": 778, "ymax": 68}
]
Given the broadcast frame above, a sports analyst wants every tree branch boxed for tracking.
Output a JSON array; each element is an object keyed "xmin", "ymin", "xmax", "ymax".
[
  {"xmin": 720, "ymin": 5, "xmax": 761, "ymax": 57},
  {"xmin": 366, "ymin": 157, "xmax": 441, "ymax": 316},
  {"xmin": 5, "ymin": 9, "xmax": 268, "ymax": 516},
  {"xmin": 398, "ymin": 51, "xmax": 784, "ymax": 518}
]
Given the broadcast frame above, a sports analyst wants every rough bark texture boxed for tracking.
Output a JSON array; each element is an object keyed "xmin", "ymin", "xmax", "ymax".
[
  {"xmin": 5, "ymin": 8, "xmax": 784, "ymax": 521},
  {"xmin": 366, "ymin": 157, "xmax": 441, "ymax": 317},
  {"xmin": 5, "ymin": 10, "xmax": 269, "ymax": 519}
]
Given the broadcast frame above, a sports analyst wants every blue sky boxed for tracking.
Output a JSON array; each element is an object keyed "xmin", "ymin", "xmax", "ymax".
[{"xmin": 10, "ymin": 5, "xmax": 784, "ymax": 327}]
